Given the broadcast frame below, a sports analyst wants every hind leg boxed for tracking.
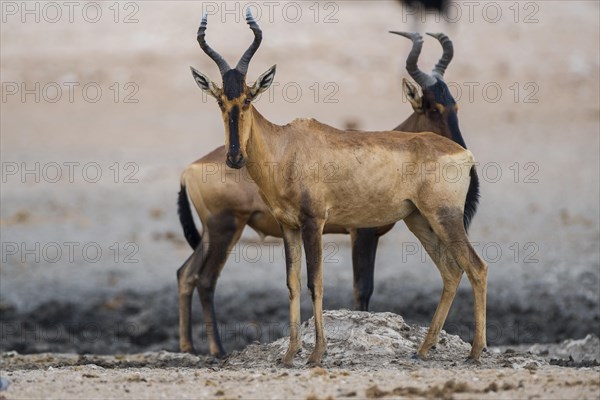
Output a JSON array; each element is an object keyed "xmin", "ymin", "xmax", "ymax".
[
  {"xmin": 350, "ymin": 228, "xmax": 379, "ymax": 311},
  {"xmin": 420, "ymin": 206, "xmax": 488, "ymax": 361},
  {"xmin": 404, "ymin": 211, "xmax": 463, "ymax": 359},
  {"xmin": 177, "ymin": 247, "xmax": 205, "ymax": 354},
  {"xmin": 197, "ymin": 214, "xmax": 248, "ymax": 357}
]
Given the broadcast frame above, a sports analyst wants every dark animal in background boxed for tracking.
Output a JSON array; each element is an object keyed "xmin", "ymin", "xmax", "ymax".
[{"xmin": 401, "ymin": 0, "xmax": 450, "ymax": 13}]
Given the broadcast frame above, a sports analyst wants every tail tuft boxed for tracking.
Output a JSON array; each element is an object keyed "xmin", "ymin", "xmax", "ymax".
[
  {"xmin": 463, "ymin": 166, "xmax": 480, "ymax": 232},
  {"xmin": 178, "ymin": 184, "xmax": 202, "ymax": 249}
]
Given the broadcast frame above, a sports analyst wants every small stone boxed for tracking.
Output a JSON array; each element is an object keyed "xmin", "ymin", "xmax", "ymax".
[
  {"xmin": 0, "ymin": 377, "xmax": 11, "ymax": 391},
  {"xmin": 365, "ymin": 385, "xmax": 388, "ymax": 398},
  {"xmin": 524, "ymin": 362, "xmax": 539, "ymax": 371},
  {"xmin": 484, "ymin": 382, "xmax": 498, "ymax": 392}
]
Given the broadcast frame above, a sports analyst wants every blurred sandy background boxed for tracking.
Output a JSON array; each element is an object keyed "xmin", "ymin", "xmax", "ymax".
[{"xmin": 1, "ymin": 1, "xmax": 598, "ymax": 354}]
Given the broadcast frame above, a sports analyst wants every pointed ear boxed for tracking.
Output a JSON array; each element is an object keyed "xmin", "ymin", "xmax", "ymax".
[
  {"xmin": 402, "ymin": 78, "xmax": 422, "ymax": 111},
  {"xmin": 248, "ymin": 65, "xmax": 276, "ymax": 99},
  {"xmin": 190, "ymin": 66, "xmax": 221, "ymax": 99}
]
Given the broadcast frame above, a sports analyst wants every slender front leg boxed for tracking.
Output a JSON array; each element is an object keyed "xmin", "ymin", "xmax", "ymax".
[
  {"xmin": 177, "ymin": 249, "xmax": 203, "ymax": 354},
  {"xmin": 350, "ymin": 228, "xmax": 380, "ymax": 311},
  {"xmin": 281, "ymin": 226, "xmax": 303, "ymax": 367},
  {"xmin": 303, "ymin": 218, "xmax": 326, "ymax": 366}
]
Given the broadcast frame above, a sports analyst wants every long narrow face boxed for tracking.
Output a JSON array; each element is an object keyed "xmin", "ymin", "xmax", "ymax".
[
  {"xmin": 423, "ymin": 79, "xmax": 464, "ymax": 148},
  {"xmin": 191, "ymin": 66, "xmax": 276, "ymax": 168},
  {"xmin": 190, "ymin": 10, "xmax": 275, "ymax": 169},
  {"xmin": 402, "ymin": 78, "xmax": 464, "ymax": 148}
]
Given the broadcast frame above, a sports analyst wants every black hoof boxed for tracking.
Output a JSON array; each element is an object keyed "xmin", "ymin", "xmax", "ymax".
[
  {"xmin": 411, "ymin": 352, "xmax": 424, "ymax": 360},
  {"xmin": 278, "ymin": 358, "xmax": 295, "ymax": 368},
  {"xmin": 464, "ymin": 356, "xmax": 481, "ymax": 366}
]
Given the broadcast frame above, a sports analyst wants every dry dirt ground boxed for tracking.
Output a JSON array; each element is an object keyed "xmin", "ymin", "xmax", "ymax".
[
  {"xmin": 2, "ymin": 311, "xmax": 600, "ymax": 399},
  {"xmin": 1, "ymin": 0, "xmax": 599, "ymax": 398}
]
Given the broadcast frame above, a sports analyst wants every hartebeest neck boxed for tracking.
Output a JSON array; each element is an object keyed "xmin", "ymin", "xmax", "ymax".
[
  {"xmin": 394, "ymin": 112, "xmax": 424, "ymax": 133},
  {"xmin": 394, "ymin": 111, "xmax": 468, "ymax": 149},
  {"xmin": 244, "ymin": 107, "xmax": 286, "ymax": 184}
]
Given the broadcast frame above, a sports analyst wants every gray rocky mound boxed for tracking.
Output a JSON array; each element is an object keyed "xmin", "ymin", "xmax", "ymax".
[{"xmin": 225, "ymin": 310, "xmax": 540, "ymax": 370}]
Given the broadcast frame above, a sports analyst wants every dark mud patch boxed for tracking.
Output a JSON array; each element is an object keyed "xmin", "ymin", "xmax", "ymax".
[
  {"xmin": 1, "ymin": 285, "xmax": 598, "ymax": 358},
  {"xmin": 550, "ymin": 357, "xmax": 600, "ymax": 368},
  {"xmin": 0, "ymin": 351, "xmax": 212, "ymax": 372}
]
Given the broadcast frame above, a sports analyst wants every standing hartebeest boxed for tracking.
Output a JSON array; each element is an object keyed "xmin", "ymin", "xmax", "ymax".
[
  {"xmin": 188, "ymin": 10, "xmax": 487, "ymax": 366},
  {"xmin": 178, "ymin": 29, "xmax": 478, "ymax": 357}
]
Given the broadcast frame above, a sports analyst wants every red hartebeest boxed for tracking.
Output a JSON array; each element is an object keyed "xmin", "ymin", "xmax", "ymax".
[
  {"xmin": 178, "ymin": 31, "xmax": 478, "ymax": 357},
  {"xmin": 188, "ymin": 10, "xmax": 486, "ymax": 366}
]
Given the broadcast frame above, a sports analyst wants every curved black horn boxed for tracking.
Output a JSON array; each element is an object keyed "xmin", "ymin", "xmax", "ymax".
[
  {"xmin": 235, "ymin": 9, "xmax": 263, "ymax": 76},
  {"xmin": 197, "ymin": 13, "xmax": 231, "ymax": 76},
  {"xmin": 389, "ymin": 31, "xmax": 437, "ymax": 88},
  {"xmin": 426, "ymin": 32, "xmax": 453, "ymax": 79}
]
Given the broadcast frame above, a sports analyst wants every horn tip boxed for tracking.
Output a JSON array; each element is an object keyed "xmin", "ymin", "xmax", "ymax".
[
  {"xmin": 199, "ymin": 13, "xmax": 208, "ymax": 30},
  {"xmin": 390, "ymin": 31, "xmax": 422, "ymax": 41},
  {"xmin": 426, "ymin": 32, "xmax": 451, "ymax": 41},
  {"xmin": 389, "ymin": 30, "xmax": 410, "ymax": 38}
]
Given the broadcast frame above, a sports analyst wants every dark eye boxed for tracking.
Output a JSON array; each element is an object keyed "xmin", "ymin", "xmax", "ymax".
[
  {"xmin": 244, "ymin": 98, "xmax": 252, "ymax": 105},
  {"xmin": 217, "ymin": 99, "xmax": 224, "ymax": 107}
]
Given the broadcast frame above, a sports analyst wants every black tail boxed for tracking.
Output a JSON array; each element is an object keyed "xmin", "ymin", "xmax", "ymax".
[
  {"xmin": 463, "ymin": 166, "xmax": 480, "ymax": 232},
  {"xmin": 178, "ymin": 184, "xmax": 201, "ymax": 249}
]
